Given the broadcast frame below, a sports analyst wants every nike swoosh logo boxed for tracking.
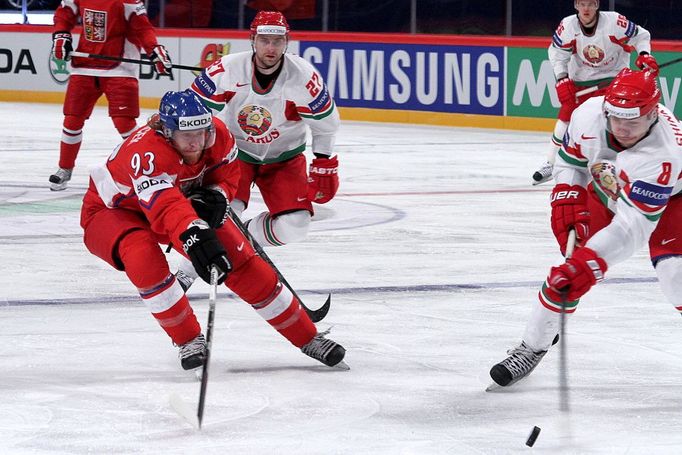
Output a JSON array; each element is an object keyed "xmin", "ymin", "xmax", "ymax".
[
  {"xmin": 236, "ymin": 241, "xmax": 245, "ymax": 251},
  {"xmin": 118, "ymin": 106, "xmax": 128, "ymax": 110},
  {"xmin": 662, "ymin": 238, "xmax": 677, "ymax": 245},
  {"xmin": 297, "ymin": 196, "xmax": 307, "ymax": 202},
  {"xmin": 581, "ymin": 134, "xmax": 596, "ymax": 140},
  {"xmin": 236, "ymin": 82, "xmax": 249, "ymax": 87}
]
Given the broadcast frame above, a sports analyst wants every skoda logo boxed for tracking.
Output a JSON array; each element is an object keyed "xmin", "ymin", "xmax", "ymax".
[{"xmin": 48, "ymin": 54, "xmax": 70, "ymax": 85}]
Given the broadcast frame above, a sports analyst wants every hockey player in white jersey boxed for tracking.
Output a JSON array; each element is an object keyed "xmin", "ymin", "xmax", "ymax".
[
  {"xmin": 491, "ymin": 68, "xmax": 682, "ymax": 387},
  {"xmin": 532, "ymin": 0, "xmax": 658, "ymax": 185},
  {"xmin": 175, "ymin": 10, "xmax": 340, "ymax": 290}
]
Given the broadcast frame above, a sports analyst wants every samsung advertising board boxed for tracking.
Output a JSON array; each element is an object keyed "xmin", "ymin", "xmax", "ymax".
[{"xmin": 300, "ymin": 41, "xmax": 504, "ymax": 116}]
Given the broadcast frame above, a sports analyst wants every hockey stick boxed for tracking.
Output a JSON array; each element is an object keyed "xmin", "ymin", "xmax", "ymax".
[
  {"xmin": 575, "ymin": 56, "xmax": 682, "ymax": 98},
  {"xmin": 225, "ymin": 208, "xmax": 331, "ymax": 323},
  {"xmin": 558, "ymin": 229, "xmax": 576, "ymax": 413},
  {"xmin": 169, "ymin": 266, "xmax": 218, "ymax": 429},
  {"xmin": 69, "ymin": 51, "xmax": 203, "ymax": 72},
  {"xmin": 196, "ymin": 266, "xmax": 218, "ymax": 429}
]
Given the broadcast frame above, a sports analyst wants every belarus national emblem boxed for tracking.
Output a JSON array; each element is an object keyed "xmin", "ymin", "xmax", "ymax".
[
  {"xmin": 590, "ymin": 161, "xmax": 620, "ymax": 201},
  {"xmin": 583, "ymin": 44, "xmax": 605, "ymax": 64},
  {"xmin": 238, "ymin": 105, "xmax": 272, "ymax": 136}
]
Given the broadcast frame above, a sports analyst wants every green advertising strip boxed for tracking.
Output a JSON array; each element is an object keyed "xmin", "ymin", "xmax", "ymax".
[{"xmin": 507, "ymin": 47, "xmax": 682, "ymax": 119}]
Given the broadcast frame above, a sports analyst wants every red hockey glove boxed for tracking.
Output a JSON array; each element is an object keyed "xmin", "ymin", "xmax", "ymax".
[
  {"xmin": 546, "ymin": 247, "xmax": 607, "ymax": 301},
  {"xmin": 150, "ymin": 45, "xmax": 172, "ymax": 75},
  {"xmin": 550, "ymin": 184, "xmax": 590, "ymax": 256},
  {"xmin": 635, "ymin": 52, "xmax": 659, "ymax": 74},
  {"xmin": 307, "ymin": 155, "xmax": 339, "ymax": 204},
  {"xmin": 555, "ymin": 77, "xmax": 577, "ymax": 105},
  {"xmin": 52, "ymin": 31, "xmax": 73, "ymax": 61}
]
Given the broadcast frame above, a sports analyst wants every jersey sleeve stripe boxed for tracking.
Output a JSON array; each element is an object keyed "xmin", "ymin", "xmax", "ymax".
[
  {"xmin": 558, "ymin": 147, "xmax": 588, "ymax": 168},
  {"xmin": 624, "ymin": 20, "xmax": 636, "ymax": 38},
  {"xmin": 297, "ymin": 100, "xmax": 336, "ymax": 120}
]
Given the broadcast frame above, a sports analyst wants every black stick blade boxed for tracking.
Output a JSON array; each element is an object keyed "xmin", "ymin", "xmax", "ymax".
[{"xmin": 305, "ymin": 293, "xmax": 331, "ymax": 323}]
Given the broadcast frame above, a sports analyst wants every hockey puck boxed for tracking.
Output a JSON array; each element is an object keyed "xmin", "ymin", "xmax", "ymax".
[{"xmin": 526, "ymin": 426, "xmax": 541, "ymax": 447}]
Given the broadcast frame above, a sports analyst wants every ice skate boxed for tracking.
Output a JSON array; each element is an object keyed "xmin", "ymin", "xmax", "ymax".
[
  {"xmin": 177, "ymin": 334, "xmax": 206, "ymax": 370},
  {"xmin": 301, "ymin": 329, "xmax": 348, "ymax": 370},
  {"xmin": 49, "ymin": 167, "xmax": 72, "ymax": 191},
  {"xmin": 531, "ymin": 161, "xmax": 553, "ymax": 185},
  {"xmin": 488, "ymin": 341, "xmax": 548, "ymax": 389},
  {"xmin": 175, "ymin": 268, "xmax": 196, "ymax": 293}
]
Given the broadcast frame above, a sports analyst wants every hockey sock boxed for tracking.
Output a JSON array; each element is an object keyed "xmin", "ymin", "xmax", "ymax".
[
  {"xmin": 112, "ymin": 116, "xmax": 137, "ymax": 138},
  {"xmin": 59, "ymin": 115, "xmax": 85, "ymax": 169},
  {"xmin": 150, "ymin": 293, "xmax": 201, "ymax": 345},
  {"xmin": 228, "ymin": 256, "xmax": 317, "ymax": 347},
  {"xmin": 118, "ymin": 229, "xmax": 201, "ymax": 345}
]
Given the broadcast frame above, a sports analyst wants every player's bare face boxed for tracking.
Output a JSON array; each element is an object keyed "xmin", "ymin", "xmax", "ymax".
[
  {"xmin": 172, "ymin": 130, "xmax": 207, "ymax": 164},
  {"xmin": 607, "ymin": 115, "xmax": 651, "ymax": 148},
  {"xmin": 254, "ymin": 35, "xmax": 287, "ymax": 72},
  {"xmin": 575, "ymin": 1, "xmax": 598, "ymax": 27}
]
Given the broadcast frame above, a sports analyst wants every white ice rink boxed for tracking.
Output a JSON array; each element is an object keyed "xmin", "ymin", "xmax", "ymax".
[{"xmin": 2, "ymin": 102, "xmax": 682, "ymax": 454}]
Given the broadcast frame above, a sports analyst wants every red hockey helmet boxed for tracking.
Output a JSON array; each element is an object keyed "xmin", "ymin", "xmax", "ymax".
[
  {"xmin": 250, "ymin": 11, "xmax": 290, "ymax": 37},
  {"xmin": 603, "ymin": 68, "xmax": 660, "ymax": 119}
]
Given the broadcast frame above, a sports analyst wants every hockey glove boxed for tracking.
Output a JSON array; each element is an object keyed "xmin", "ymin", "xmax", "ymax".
[
  {"xmin": 555, "ymin": 77, "xmax": 577, "ymax": 105},
  {"xmin": 546, "ymin": 247, "xmax": 607, "ymax": 301},
  {"xmin": 550, "ymin": 184, "xmax": 590, "ymax": 256},
  {"xmin": 186, "ymin": 187, "xmax": 228, "ymax": 229},
  {"xmin": 307, "ymin": 155, "xmax": 339, "ymax": 204},
  {"xmin": 635, "ymin": 52, "xmax": 659, "ymax": 75},
  {"xmin": 150, "ymin": 45, "xmax": 172, "ymax": 75},
  {"xmin": 180, "ymin": 222, "xmax": 231, "ymax": 285},
  {"xmin": 52, "ymin": 31, "xmax": 73, "ymax": 61}
]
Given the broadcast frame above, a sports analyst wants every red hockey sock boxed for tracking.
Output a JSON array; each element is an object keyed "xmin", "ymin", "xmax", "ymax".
[
  {"xmin": 228, "ymin": 257, "xmax": 316, "ymax": 347},
  {"xmin": 112, "ymin": 116, "xmax": 137, "ymax": 138},
  {"xmin": 257, "ymin": 283, "xmax": 317, "ymax": 347},
  {"xmin": 59, "ymin": 115, "xmax": 85, "ymax": 169},
  {"xmin": 151, "ymin": 295, "xmax": 201, "ymax": 346}
]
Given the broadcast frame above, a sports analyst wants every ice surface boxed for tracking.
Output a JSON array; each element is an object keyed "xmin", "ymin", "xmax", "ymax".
[{"xmin": 1, "ymin": 102, "xmax": 681, "ymax": 454}]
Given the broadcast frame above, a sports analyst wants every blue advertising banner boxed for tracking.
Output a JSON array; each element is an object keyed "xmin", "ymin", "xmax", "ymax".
[{"xmin": 300, "ymin": 41, "xmax": 504, "ymax": 115}]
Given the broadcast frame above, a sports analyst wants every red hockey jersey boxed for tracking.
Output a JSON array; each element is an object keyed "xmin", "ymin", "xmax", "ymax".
[
  {"xmin": 81, "ymin": 118, "xmax": 239, "ymax": 245},
  {"xmin": 54, "ymin": 0, "xmax": 160, "ymax": 77}
]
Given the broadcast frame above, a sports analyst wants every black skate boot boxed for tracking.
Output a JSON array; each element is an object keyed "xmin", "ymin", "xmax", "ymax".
[
  {"xmin": 177, "ymin": 334, "xmax": 206, "ymax": 370},
  {"xmin": 489, "ymin": 334, "xmax": 559, "ymax": 387},
  {"xmin": 175, "ymin": 269, "xmax": 196, "ymax": 293},
  {"xmin": 489, "ymin": 341, "xmax": 548, "ymax": 387},
  {"xmin": 301, "ymin": 329, "xmax": 348, "ymax": 370},
  {"xmin": 49, "ymin": 167, "xmax": 73, "ymax": 191},
  {"xmin": 532, "ymin": 161, "xmax": 553, "ymax": 185}
]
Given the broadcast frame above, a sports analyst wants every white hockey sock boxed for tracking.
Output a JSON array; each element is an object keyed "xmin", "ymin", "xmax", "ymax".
[
  {"xmin": 248, "ymin": 210, "xmax": 310, "ymax": 247},
  {"xmin": 546, "ymin": 120, "xmax": 568, "ymax": 164},
  {"xmin": 655, "ymin": 256, "xmax": 682, "ymax": 313},
  {"xmin": 522, "ymin": 300, "xmax": 561, "ymax": 352}
]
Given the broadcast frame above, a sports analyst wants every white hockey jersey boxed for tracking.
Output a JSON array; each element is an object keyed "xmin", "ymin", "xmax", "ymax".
[
  {"xmin": 548, "ymin": 11, "xmax": 651, "ymax": 84},
  {"xmin": 554, "ymin": 97, "xmax": 682, "ymax": 266},
  {"xmin": 190, "ymin": 51, "xmax": 340, "ymax": 164}
]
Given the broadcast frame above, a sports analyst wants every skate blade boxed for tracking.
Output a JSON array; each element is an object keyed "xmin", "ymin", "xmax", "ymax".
[
  {"xmin": 169, "ymin": 393, "xmax": 199, "ymax": 429},
  {"xmin": 485, "ymin": 382, "xmax": 504, "ymax": 392},
  {"xmin": 333, "ymin": 360, "xmax": 350, "ymax": 371},
  {"xmin": 193, "ymin": 368, "xmax": 203, "ymax": 381}
]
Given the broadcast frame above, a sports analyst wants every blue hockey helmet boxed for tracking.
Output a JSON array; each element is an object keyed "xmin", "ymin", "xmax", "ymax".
[{"xmin": 158, "ymin": 89, "xmax": 213, "ymax": 138}]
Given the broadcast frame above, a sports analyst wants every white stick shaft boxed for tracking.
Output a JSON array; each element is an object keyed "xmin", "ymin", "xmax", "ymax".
[
  {"xmin": 575, "ymin": 85, "xmax": 599, "ymax": 98},
  {"xmin": 565, "ymin": 229, "xmax": 577, "ymax": 259}
]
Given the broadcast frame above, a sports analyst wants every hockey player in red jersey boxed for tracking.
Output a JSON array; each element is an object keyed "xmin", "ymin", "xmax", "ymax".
[
  {"xmin": 50, "ymin": 0, "xmax": 173, "ymax": 191},
  {"xmin": 490, "ymin": 68, "xmax": 682, "ymax": 388},
  {"xmin": 80, "ymin": 89, "xmax": 347, "ymax": 371}
]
